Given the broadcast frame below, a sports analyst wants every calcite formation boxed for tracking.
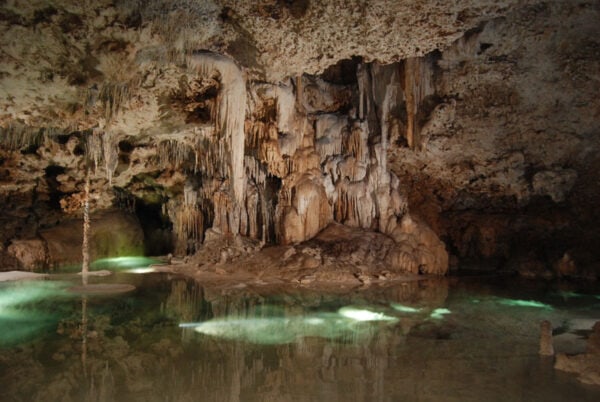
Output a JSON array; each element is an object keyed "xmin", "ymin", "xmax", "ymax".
[{"xmin": 0, "ymin": 0, "xmax": 598, "ymax": 277}]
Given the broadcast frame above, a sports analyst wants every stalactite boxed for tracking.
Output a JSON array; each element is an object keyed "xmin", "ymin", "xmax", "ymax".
[
  {"xmin": 102, "ymin": 130, "xmax": 118, "ymax": 186},
  {"xmin": 315, "ymin": 114, "xmax": 346, "ymax": 163},
  {"xmin": 0, "ymin": 123, "xmax": 44, "ymax": 150},
  {"xmin": 188, "ymin": 53, "xmax": 247, "ymax": 207},
  {"xmin": 87, "ymin": 129, "xmax": 103, "ymax": 174},
  {"xmin": 380, "ymin": 80, "xmax": 401, "ymax": 177},
  {"xmin": 357, "ymin": 63, "xmax": 371, "ymax": 121},
  {"xmin": 86, "ymin": 129, "xmax": 118, "ymax": 185},
  {"xmin": 403, "ymin": 57, "xmax": 434, "ymax": 149},
  {"xmin": 244, "ymin": 156, "xmax": 267, "ymax": 188},
  {"xmin": 97, "ymin": 82, "xmax": 131, "ymax": 122},
  {"xmin": 170, "ymin": 184, "xmax": 204, "ymax": 255},
  {"xmin": 158, "ymin": 139, "xmax": 194, "ymax": 170}
]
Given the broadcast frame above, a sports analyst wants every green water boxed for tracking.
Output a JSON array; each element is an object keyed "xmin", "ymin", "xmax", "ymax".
[{"xmin": 1, "ymin": 272, "xmax": 599, "ymax": 402}]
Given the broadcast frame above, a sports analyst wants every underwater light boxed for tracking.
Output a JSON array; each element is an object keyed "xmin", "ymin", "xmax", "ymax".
[
  {"xmin": 391, "ymin": 303, "xmax": 422, "ymax": 313},
  {"xmin": 91, "ymin": 256, "xmax": 159, "ymax": 270},
  {"xmin": 338, "ymin": 307, "xmax": 398, "ymax": 322},
  {"xmin": 0, "ymin": 281, "xmax": 68, "ymax": 310},
  {"xmin": 498, "ymin": 298, "xmax": 553, "ymax": 310},
  {"xmin": 192, "ymin": 317, "xmax": 299, "ymax": 344},
  {"xmin": 182, "ymin": 308, "xmax": 399, "ymax": 344},
  {"xmin": 0, "ymin": 281, "xmax": 71, "ymax": 346},
  {"xmin": 125, "ymin": 267, "xmax": 156, "ymax": 274},
  {"xmin": 429, "ymin": 308, "xmax": 451, "ymax": 320},
  {"xmin": 556, "ymin": 291, "xmax": 584, "ymax": 299}
]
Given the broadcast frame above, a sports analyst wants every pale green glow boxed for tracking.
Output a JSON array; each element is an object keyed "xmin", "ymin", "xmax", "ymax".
[
  {"xmin": 125, "ymin": 267, "xmax": 156, "ymax": 274},
  {"xmin": 338, "ymin": 307, "xmax": 398, "ymax": 322},
  {"xmin": 185, "ymin": 307, "xmax": 399, "ymax": 344},
  {"xmin": 390, "ymin": 303, "xmax": 422, "ymax": 313},
  {"xmin": 0, "ymin": 281, "xmax": 70, "ymax": 346},
  {"xmin": 91, "ymin": 256, "xmax": 159, "ymax": 270},
  {"xmin": 429, "ymin": 308, "xmax": 451, "ymax": 320},
  {"xmin": 0, "ymin": 281, "xmax": 67, "ymax": 310},
  {"xmin": 556, "ymin": 291, "xmax": 583, "ymax": 299},
  {"xmin": 193, "ymin": 318, "xmax": 298, "ymax": 344},
  {"xmin": 497, "ymin": 298, "xmax": 553, "ymax": 310}
]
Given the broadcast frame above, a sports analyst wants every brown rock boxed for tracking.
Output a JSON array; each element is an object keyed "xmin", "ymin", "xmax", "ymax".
[{"xmin": 7, "ymin": 239, "xmax": 48, "ymax": 270}]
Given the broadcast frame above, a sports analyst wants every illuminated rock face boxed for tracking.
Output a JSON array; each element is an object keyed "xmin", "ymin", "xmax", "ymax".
[{"xmin": 0, "ymin": 0, "xmax": 599, "ymax": 276}]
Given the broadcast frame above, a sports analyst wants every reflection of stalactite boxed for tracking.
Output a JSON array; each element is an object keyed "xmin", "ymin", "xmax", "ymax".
[
  {"xmin": 81, "ymin": 296, "xmax": 88, "ymax": 377},
  {"xmin": 162, "ymin": 280, "xmax": 202, "ymax": 322},
  {"xmin": 82, "ymin": 169, "xmax": 90, "ymax": 281}
]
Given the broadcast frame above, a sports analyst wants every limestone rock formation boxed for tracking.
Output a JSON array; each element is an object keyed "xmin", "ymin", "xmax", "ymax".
[
  {"xmin": 7, "ymin": 210, "xmax": 144, "ymax": 269},
  {"xmin": 0, "ymin": 0, "xmax": 598, "ymax": 277},
  {"xmin": 555, "ymin": 321, "xmax": 600, "ymax": 386}
]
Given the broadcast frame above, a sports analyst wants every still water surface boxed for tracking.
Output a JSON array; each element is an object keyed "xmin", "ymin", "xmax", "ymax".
[{"xmin": 1, "ymin": 269, "xmax": 599, "ymax": 401}]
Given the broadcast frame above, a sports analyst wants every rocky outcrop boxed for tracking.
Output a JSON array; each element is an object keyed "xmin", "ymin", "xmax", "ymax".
[
  {"xmin": 6, "ymin": 210, "xmax": 144, "ymax": 269},
  {"xmin": 555, "ymin": 321, "xmax": 600, "ymax": 386},
  {"xmin": 0, "ymin": 0, "xmax": 598, "ymax": 277}
]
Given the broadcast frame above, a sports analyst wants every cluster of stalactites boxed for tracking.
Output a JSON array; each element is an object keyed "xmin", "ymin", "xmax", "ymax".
[
  {"xmin": 357, "ymin": 58, "xmax": 434, "ymax": 151},
  {"xmin": 0, "ymin": 123, "xmax": 62, "ymax": 151},
  {"xmin": 162, "ymin": 53, "xmax": 447, "ymax": 274},
  {"xmin": 157, "ymin": 139, "xmax": 195, "ymax": 171},
  {"xmin": 86, "ymin": 128, "xmax": 118, "ymax": 185},
  {"xmin": 169, "ymin": 184, "xmax": 204, "ymax": 255}
]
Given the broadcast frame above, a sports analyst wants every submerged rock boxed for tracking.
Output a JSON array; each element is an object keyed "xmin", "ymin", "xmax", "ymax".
[{"xmin": 555, "ymin": 321, "xmax": 600, "ymax": 386}]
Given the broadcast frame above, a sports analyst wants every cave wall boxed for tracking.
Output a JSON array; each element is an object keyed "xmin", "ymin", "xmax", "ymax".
[{"xmin": 0, "ymin": 0, "xmax": 598, "ymax": 277}]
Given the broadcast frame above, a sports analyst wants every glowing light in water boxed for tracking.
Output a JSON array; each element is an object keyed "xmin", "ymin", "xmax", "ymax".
[
  {"xmin": 183, "ymin": 308, "xmax": 399, "ymax": 344},
  {"xmin": 0, "ymin": 281, "xmax": 67, "ymax": 310},
  {"xmin": 429, "ymin": 308, "xmax": 451, "ymax": 320},
  {"xmin": 338, "ymin": 307, "xmax": 398, "ymax": 322},
  {"xmin": 192, "ymin": 318, "xmax": 301, "ymax": 344},
  {"xmin": 556, "ymin": 291, "xmax": 584, "ymax": 299},
  {"xmin": 498, "ymin": 299, "xmax": 553, "ymax": 310},
  {"xmin": 390, "ymin": 303, "xmax": 422, "ymax": 313},
  {"xmin": 125, "ymin": 267, "xmax": 156, "ymax": 274},
  {"xmin": 91, "ymin": 256, "xmax": 159, "ymax": 270},
  {"xmin": 0, "ymin": 281, "xmax": 70, "ymax": 346}
]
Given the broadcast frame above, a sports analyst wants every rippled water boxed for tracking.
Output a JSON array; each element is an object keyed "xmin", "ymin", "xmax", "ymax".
[{"xmin": 1, "ymin": 270, "xmax": 599, "ymax": 402}]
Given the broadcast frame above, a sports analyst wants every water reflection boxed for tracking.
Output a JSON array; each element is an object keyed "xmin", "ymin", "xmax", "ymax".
[
  {"xmin": 0, "ymin": 275, "xmax": 598, "ymax": 402},
  {"xmin": 0, "ymin": 280, "xmax": 71, "ymax": 346}
]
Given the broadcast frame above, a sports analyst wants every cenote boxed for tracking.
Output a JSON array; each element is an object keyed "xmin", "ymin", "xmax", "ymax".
[{"xmin": 1, "ymin": 266, "xmax": 599, "ymax": 402}]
